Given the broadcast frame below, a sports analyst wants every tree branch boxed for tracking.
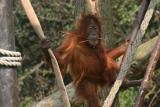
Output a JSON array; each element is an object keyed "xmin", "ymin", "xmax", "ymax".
[{"xmin": 134, "ymin": 35, "xmax": 160, "ymax": 107}]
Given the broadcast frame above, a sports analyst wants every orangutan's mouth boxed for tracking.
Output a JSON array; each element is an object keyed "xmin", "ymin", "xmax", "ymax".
[{"xmin": 88, "ymin": 39, "xmax": 99, "ymax": 48}]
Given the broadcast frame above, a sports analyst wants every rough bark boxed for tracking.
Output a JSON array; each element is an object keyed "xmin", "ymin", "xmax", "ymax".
[
  {"xmin": 129, "ymin": 36, "xmax": 160, "ymax": 79},
  {"xmin": 98, "ymin": 0, "xmax": 115, "ymax": 48},
  {"xmin": 0, "ymin": 0, "xmax": 18, "ymax": 107},
  {"xmin": 98, "ymin": 0, "xmax": 118, "ymax": 106}
]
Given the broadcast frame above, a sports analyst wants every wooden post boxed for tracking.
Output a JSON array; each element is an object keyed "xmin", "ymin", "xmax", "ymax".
[{"xmin": 0, "ymin": 0, "xmax": 18, "ymax": 107}]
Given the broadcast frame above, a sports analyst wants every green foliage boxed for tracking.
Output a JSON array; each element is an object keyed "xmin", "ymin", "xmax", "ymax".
[
  {"xmin": 144, "ymin": 4, "xmax": 160, "ymax": 41},
  {"xmin": 20, "ymin": 96, "xmax": 33, "ymax": 107},
  {"xmin": 111, "ymin": 0, "xmax": 139, "ymax": 36},
  {"xmin": 112, "ymin": 0, "xmax": 139, "ymax": 25},
  {"xmin": 119, "ymin": 87, "xmax": 138, "ymax": 107},
  {"xmin": 18, "ymin": 68, "xmax": 55, "ymax": 101}
]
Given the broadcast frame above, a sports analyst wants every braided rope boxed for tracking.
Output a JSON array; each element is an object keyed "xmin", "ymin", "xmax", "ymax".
[
  {"xmin": 0, "ymin": 49, "xmax": 21, "ymax": 56},
  {"xmin": 0, "ymin": 57, "xmax": 22, "ymax": 61},
  {"xmin": 0, "ymin": 60, "xmax": 21, "ymax": 66},
  {"xmin": 0, "ymin": 49, "xmax": 22, "ymax": 67}
]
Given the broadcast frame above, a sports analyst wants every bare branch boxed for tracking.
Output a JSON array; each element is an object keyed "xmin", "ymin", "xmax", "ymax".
[
  {"xmin": 134, "ymin": 35, "xmax": 160, "ymax": 107},
  {"xmin": 18, "ymin": 61, "xmax": 44, "ymax": 81}
]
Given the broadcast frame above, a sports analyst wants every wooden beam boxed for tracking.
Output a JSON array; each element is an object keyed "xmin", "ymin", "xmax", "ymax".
[{"xmin": 0, "ymin": 0, "xmax": 18, "ymax": 107}]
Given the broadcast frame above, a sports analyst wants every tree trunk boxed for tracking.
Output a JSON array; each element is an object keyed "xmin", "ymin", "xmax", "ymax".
[
  {"xmin": 0, "ymin": 0, "xmax": 18, "ymax": 107},
  {"xmin": 98, "ymin": 0, "xmax": 115, "ymax": 48}
]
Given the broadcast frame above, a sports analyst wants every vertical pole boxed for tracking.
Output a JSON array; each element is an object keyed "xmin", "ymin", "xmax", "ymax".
[{"xmin": 0, "ymin": 0, "xmax": 18, "ymax": 107}]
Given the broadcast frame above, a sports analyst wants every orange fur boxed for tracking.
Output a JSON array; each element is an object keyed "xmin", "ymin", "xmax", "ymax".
[{"xmin": 43, "ymin": 14, "xmax": 127, "ymax": 107}]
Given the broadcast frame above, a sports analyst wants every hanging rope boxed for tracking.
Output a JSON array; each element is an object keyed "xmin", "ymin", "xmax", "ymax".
[{"xmin": 0, "ymin": 49, "xmax": 22, "ymax": 67}]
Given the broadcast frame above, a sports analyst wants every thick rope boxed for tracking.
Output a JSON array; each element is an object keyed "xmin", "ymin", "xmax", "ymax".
[
  {"xmin": 0, "ymin": 49, "xmax": 22, "ymax": 67},
  {"xmin": 0, "ymin": 49, "xmax": 21, "ymax": 56}
]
